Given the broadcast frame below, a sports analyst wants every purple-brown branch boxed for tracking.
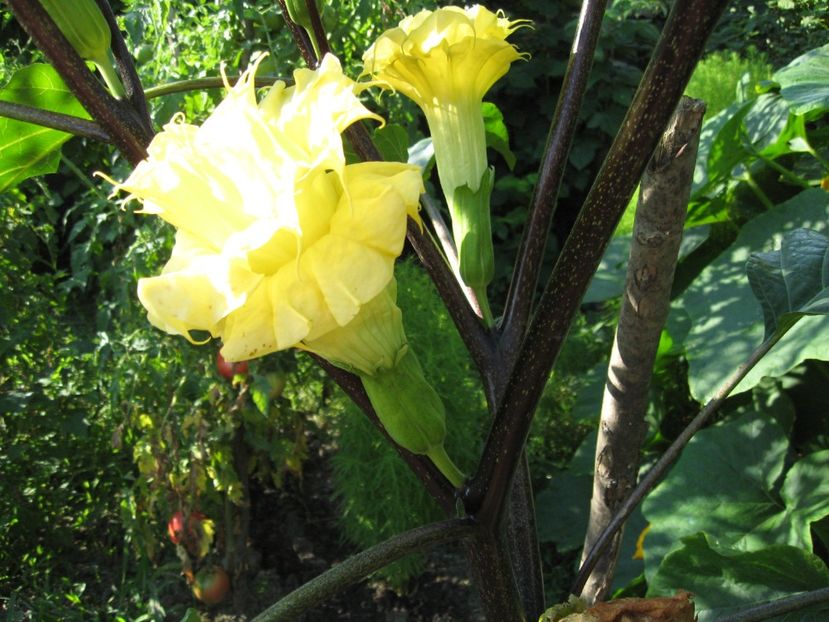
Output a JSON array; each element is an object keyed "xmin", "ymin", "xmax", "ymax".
[
  {"xmin": 499, "ymin": 0, "xmax": 609, "ymax": 366},
  {"xmin": 93, "ymin": 0, "xmax": 152, "ymax": 135},
  {"xmin": 4, "ymin": 0, "xmax": 152, "ymax": 165},
  {"xmin": 466, "ymin": 0, "xmax": 730, "ymax": 531},
  {"xmin": 0, "ymin": 101, "xmax": 111, "ymax": 143}
]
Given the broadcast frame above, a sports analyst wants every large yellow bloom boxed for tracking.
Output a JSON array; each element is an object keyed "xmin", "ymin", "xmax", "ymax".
[
  {"xmin": 115, "ymin": 54, "xmax": 424, "ymax": 364},
  {"xmin": 362, "ymin": 5, "xmax": 528, "ymax": 197}
]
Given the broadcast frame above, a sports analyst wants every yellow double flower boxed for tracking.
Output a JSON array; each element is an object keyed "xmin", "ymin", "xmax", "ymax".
[{"xmin": 111, "ymin": 53, "xmax": 462, "ymax": 486}]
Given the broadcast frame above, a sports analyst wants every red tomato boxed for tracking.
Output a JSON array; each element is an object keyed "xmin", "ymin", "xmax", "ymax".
[
  {"xmin": 192, "ymin": 565, "xmax": 230, "ymax": 605},
  {"xmin": 167, "ymin": 510, "xmax": 206, "ymax": 545},
  {"xmin": 216, "ymin": 351, "xmax": 249, "ymax": 380}
]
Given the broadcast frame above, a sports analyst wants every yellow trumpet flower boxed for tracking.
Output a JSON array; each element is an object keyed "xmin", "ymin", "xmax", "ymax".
[
  {"xmin": 113, "ymin": 54, "xmax": 422, "ymax": 364},
  {"xmin": 363, "ymin": 6, "xmax": 528, "ymax": 320}
]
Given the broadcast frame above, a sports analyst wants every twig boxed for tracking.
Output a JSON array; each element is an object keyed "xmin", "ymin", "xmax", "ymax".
[
  {"xmin": 718, "ymin": 587, "xmax": 829, "ymax": 622},
  {"xmin": 251, "ymin": 517, "xmax": 475, "ymax": 622},
  {"xmin": 143, "ymin": 75, "xmax": 288, "ymax": 99},
  {"xmin": 579, "ymin": 96, "xmax": 705, "ymax": 603},
  {"xmin": 571, "ymin": 326, "xmax": 793, "ymax": 595},
  {"xmin": 499, "ymin": 0, "xmax": 609, "ymax": 363},
  {"xmin": 465, "ymin": 0, "xmax": 730, "ymax": 532},
  {"xmin": 0, "ymin": 101, "xmax": 111, "ymax": 143}
]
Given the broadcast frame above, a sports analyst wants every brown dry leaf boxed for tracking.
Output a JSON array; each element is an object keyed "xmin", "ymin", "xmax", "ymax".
[{"xmin": 558, "ymin": 591, "xmax": 695, "ymax": 622}]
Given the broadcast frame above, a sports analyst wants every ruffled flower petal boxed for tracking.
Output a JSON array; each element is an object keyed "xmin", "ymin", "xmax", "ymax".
[{"xmin": 113, "ymin": 53, "xmax": 424, "ymax": 367}]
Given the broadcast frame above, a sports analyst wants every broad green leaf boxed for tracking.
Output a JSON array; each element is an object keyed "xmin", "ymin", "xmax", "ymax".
[
  {"xmin": 481, "ymin": 101, "xmax": 516, "ymax": 170},
  {"xmin": 0, "ymin": 64, "xmax": 89, "ymax": 193},
  {"xmin": 681, "ymin": 188, "xmax": 829, "ymax": 402},
  {"xmin": 774, "ymin": 43, "xmax": 829, "ymax": 117},
  {"xmin": 649, "ymin": 532, "xmax": 829, "ymax": 621},
  {"xmin": 642, "ymin": 412, "xmax": 789, "ymax": 584},
  {"xmin": 704, "ymin": 99, "xmax": 753, "ymax": 187},
  {"xmin": 749, "ymin": 450, "xmax": 829, "ymax": 552},
  {"xmin": 748, "ymin": 229, "xmax": 829, "ymax": 339},
  {"xmin": 373, "ymin": 123, "xmax": 409, "ymax": 163}
]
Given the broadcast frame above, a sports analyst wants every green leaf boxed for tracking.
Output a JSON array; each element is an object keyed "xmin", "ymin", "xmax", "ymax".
[
  {"xmin": 748, "ymin": 229, "xmax": 829, "ymax": 339},
  {"xmin": 642, "ymin": 412, "xmax": 789, "ymax": 584},
  {"xmin": 481, "ymin": 101, "xmax": 516, "ymax": 170},
  {"xmin": 681, "ymin": 188, "xmax": 829, "ymax": 401},
  {"xmin": 0, "ymin": 64, "xmax": 89, "ymax": 193},
  {"xmin": 705, "ymin": 99, "xmax": 753, "ymax": 187},
  {"xmin": 373, "ymin": 123, "xmax": 409, "ymax": 163},
  {"xmin": 774, "ymin": 43, "xmax": 829, "ymax": 118},
  {"xmin": 752, "ymin": 450, "xmax": 829, "ymax": 552},
  {"xmin": 649, "ymin": 533, "xmax": 829, "ymax": 621}
]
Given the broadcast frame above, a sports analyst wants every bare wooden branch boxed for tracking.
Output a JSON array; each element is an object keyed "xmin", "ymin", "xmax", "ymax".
[
  {"xmin": 579, "ymin": 96, "xmax": 705, "ymax": 603},
  {"xmin": 571, "ymin": 327, "xmax": 794, "ymax": 595}
]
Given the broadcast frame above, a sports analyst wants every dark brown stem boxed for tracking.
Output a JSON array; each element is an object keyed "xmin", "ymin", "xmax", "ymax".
[
  {"xmin": 571, "ymin": 327, "xmax": 791, "ymax": 595},
  {"xmin": 4, "ymin": 0, "xmax": 152, "ymax": 165},
  {"xmin": 499, "ymin": 0, "xmax": 609, "ymax": 363},
  {"xmin": 466, "ymin": 0, "xmax": 730, "ymax": 531},
  {"xmin": 311, "ymin": 355, "xmax": 457, "ymax": 514},
  {"xmin": 464, "ymin": 529, "xmax": 526, "ymax": 622},
  {"xmin": 92, "ymin": 0, "xmax": 153, "ymax": 135},
  {"xmin": 579, "ymin": 96, "xmax": 705, "ymax": 603},
  {"xmin": 0, "ymin": 101, "xmax": 111, "ymax": 143},
  {"xmin": 718, "ymin": 587, "xmax": 829, "ymax": 622},
  {"xmin": 304, "ymin": 0, "xmax": 331, "ymax": 58},
  {"xmin": 276, "ymin": 0, "xmax": 317, "ymax": 67}
]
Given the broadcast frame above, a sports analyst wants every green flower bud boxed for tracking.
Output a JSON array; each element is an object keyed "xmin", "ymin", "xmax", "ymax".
[
  {"xmin": 361, "ymin": 348, "xmax": 464, "ymax": 487},
  {"xmin": 39, "ymin": 0, "xmax": 125, "ymax": 98},
  {"xmin": 283, "ymin": 0, "xmax": 317, "ymax": 31},
  {"xmin": 452, "ymin": 168, "xmax": 495, "ymax": 325}
]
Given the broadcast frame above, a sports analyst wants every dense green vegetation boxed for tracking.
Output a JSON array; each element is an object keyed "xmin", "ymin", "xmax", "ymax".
[{"xmin": 1, "ymin": 0, "xmax": 828, "ymax": 620}]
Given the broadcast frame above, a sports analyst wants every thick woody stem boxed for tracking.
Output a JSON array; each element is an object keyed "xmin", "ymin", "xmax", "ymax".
[
  {"xmin": 4, "ymin": 0, "xmax": 152, "ymax": 164},
  {"xmin": 466, "ymin": 0, "xmax": 729, "ymax": 532},
  {"xmin": 499, "ymin": 0, "xmax": 609, "ymax": 365},
  {"xmin": 579, "ymin": 96, "xmax": 705, "ymax": 603},
  {"xmin": 571, "ymin": 328, "xmax": 792, "ymax": 594}
]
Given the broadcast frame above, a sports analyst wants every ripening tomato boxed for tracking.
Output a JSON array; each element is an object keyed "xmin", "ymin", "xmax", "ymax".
[
  {"xmin": 192, "ymin": 565, "xmax": 230, "ymax": 605},
  {"xmin": 216, "ymin": 351, "xmax": 249, "ymax": 380},
  {"xmin": 167, "ymin": 510, "xmax": 205, "ymax": 545}
]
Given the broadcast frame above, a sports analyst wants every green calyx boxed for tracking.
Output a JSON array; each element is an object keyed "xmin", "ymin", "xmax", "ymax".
[
  {"xmin": 360, "ymin": 348, "xmax": 464, "ymax": 488},
  {"xmin": 283, "ymin": 0, "xmax": 322, "ymax": 58},
  {"xmin": 39, "ymin": 0, "xmax": 125, "ymax": 98},
  {"xmin": 451, "ymin": 168, "xmax": 496, "ymax": 326}
]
